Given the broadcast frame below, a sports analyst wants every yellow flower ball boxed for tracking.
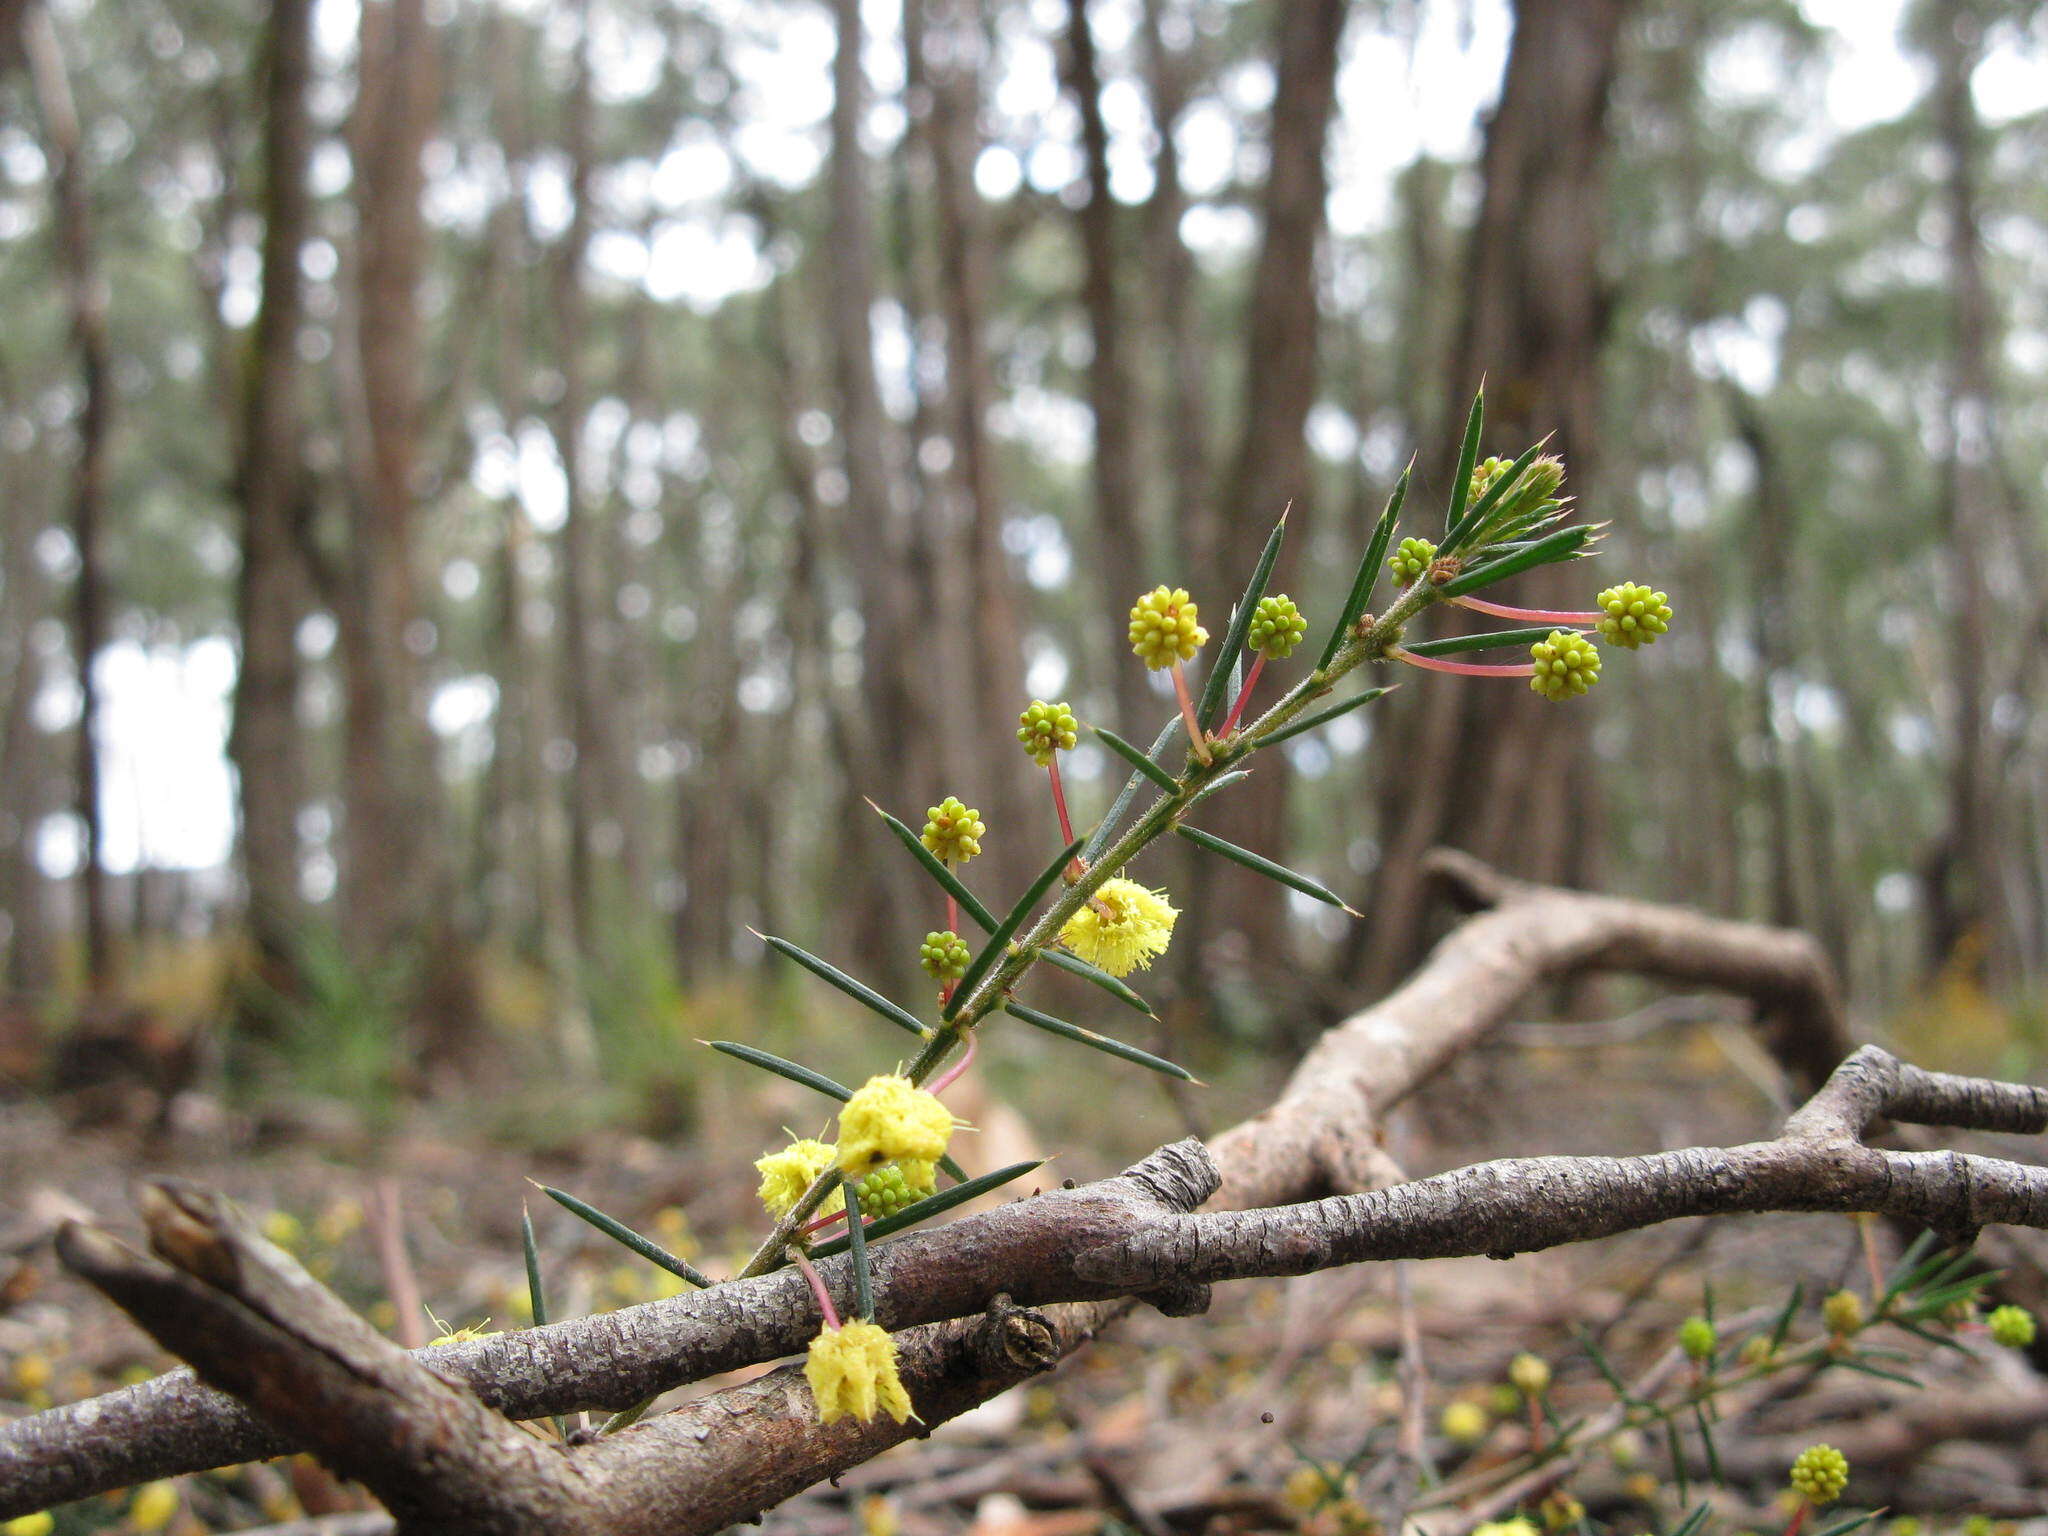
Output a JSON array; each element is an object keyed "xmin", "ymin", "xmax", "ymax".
[
  {"xmin": 1059, "ymin": 877, "xmax": 1178, "ymax": 978},
  {"xmin": 806, "ymin": 1320, "xmax": 916, "ymax": 1424},
  {"xmin": 836, "ymin": 1076, "xmax": 955, "ymax": 1177},
  {"xmin": 755, "ymin": 1138, "xmax": 845, "ymax": 1220}
]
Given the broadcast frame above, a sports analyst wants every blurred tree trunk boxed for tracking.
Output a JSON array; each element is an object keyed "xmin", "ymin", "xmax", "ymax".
[
  {"xmin": 334, "ymin": 0, "xmax": 442, "ymax": 968},
  {"xmin": 553, "ymin": 0, "xmax": 609, "ymax": 962},
  {"xmin": 1137, "ymin": 0, "xmax": 1210, "ymax": 581},
  {"xmin": 1184, "ymin": 0, "xmax": 1350, "ymax": 975},
  {"xmin": 476, "ymin": 9, "xmax": 536, "ymax": 950},
  {"xmin": 1390, "ymin": 156, "xmax": 1457, "ymax": 474},
  {"xmin": 1726, "ymin": 387, "xmax": 1807, "ymax": 934},
  {"xmin": 22, "ymin": 0, "xmax": 114, "ymax": 991},
  {"xmin": 912, "ymin": 0, "xmax": 1032, "ymax": 894},
  {"xmin": 227, "ymin": 0, "xmax": 315, "ymax": 979},
  {"xmin": 1063, "ymin": 0, "xmax": 1151, "ymax": 739},
  {"xmin": 1356, "ymin": 0, "xmax": 1633, "ymax": 993},
  {"xmin": 0, "ymin": 414, "xmax": 55, "ymax": 996},
  {"xmin": 1922, "ymin": 0, "xmax": 2009, "ymax": 983},
  {"xmin": 821, "ymin": 0, "xmax": 929, "ymax": 964}
]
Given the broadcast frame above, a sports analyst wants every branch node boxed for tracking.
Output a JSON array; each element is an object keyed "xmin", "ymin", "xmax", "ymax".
[
  {"xmin": 1118, "ymin": 1138, "xmax": 1220, "ymax": 1212},
  {"xmin": 972, "ymin": 1294, "xmax": 1063, "ymax": 1375}
]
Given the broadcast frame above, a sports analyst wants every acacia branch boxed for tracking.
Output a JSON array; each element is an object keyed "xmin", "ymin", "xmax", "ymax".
[{"xmin": 0, "ymin": 857, "xmax": 1980, "ymax": 1526}]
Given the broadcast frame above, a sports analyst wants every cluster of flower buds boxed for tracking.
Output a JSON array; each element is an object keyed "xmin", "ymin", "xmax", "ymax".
[
  {"xmin": 1528, "ymin": 630, "xmax": 1600, "ymax": 700},
  {"xmin": 918, "ymin": 930, "xmax": 970, "ymax": 982},
  {"xmin": 1016, "ymin": 699, "xmax": 1078, "ymax": 766},
  {"xmin": 1595, "ymin": 581, "xmax": 1671, "ymax": 650},
  {"xmin": 1789, "ymin": 1444, "xmax": 1849, "ymax": 1506},
  {"xmin": 1248, "ymin": 594, "xmax": 1308, "ymax": 660},
  {"xmin": 1388, "ymin": 536, "xmax": 1437, "ymax": 585},
  {"xmin": 920, "ymin": 797, "xmax": 984, "ymax": 865},
  {"xmin": 1127, "ymin": 586, "xmax": 1207, "ymax": 668},
  {"xmin": 854, "ymin": 1162, "xmax": 936, "ymax": 1220}
]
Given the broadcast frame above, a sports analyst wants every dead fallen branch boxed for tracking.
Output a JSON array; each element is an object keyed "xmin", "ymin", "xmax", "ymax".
[{"xmin": 0, "ymin": 856, "xmax": 1999, "ymax": 1531}]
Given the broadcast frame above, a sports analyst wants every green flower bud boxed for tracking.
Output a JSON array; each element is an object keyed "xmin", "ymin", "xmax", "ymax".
[
  {"xmin": 1595, "ymin": 582, "xmax": 1672, "ymax": 650},
  {"xmin": 921, "ymin": 796, "xmax": 985, "ymax": 865},
  {"xmin": 1678, "ymin": 1315, "xmax": 1716, "ymax": 1362},
  {"xmin": 1821, "ymin": 1289, "xmax": 1864, "ymax": 1336},
  {"xmin": 1128, "ymin": 586, "xmax": 1207, "ymax": 669},
  {"xmin": 1789, "ymin": 1444, "xmax": 1849, "ymax": 1506},
  {"xmin": 854, "ymin": 1161, "xmax": 936, "ymax": 1220},
  {"xmin": 1508, "ymin": 1352, "xmax": 1550, "ymax": 1398},
  {"xmin": 1528, "ymin": 631, "xmax": 1600, "ymax": 700},
  {"xmin": 1988, "ymin": 1304, "xmax": 2037, "ymax": 1349},
  {"xmin": 918, "ymin": 929, "xmax": 970, "ymax": 982},
  {"xmin": 1016, "ymin": 700, "xmax": 1079, "ymax": 766},
  {"xmin": 1388, "ymin": 537, "xmax": 1437, "ymax": 585},
  {"xmin": 1247, "ymin": 594, "xmax": 1309, "ymax": 660},
  {"xmin": 1469, "ymin": 456, "xmax": 1512, "ymax": 504},
  {"xmin": 1738, "ymin": 1335, "xmax": 1777, "ymax": 1369}
]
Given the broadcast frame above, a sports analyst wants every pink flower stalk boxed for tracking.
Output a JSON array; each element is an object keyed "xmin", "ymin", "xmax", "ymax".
[
  {"xmin": 1046, "ymin": 760, "xmax": 1087, "ymax": 881},
  {"xmin": 1047, "ymin": 760, "xmax": 1076, "ymax": 845},
  {"xmin": 1214, "ymin": 653, "xmax": 1267, "ymax": 739},
  {"xmin": 1169, "ymin": 661, "xmax": 1213, "ymax": 765},
  {"xmin": 928, "ymin": 1027, "xmax": 978, "ymax": 1095},
  {"xmin": 1387, "ymin": 646, "xmax": 1535, "ymax": 680},
  {"xmin": 942, "ymin": 888, "xmax": 958, "ymax": 1007},
  {"xmin": 1453, "ymin": 594, "xmax": 1601, "ymax": 625},
  {"xmin": 789, "ymin": 1246, "xmax": 841, "ymax": 1329},
  {"xmin": 800, "ymin": 1207, "xmax": 849, "ymax": 1237}
]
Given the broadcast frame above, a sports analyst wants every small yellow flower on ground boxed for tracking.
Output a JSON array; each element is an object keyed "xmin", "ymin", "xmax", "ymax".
[
  {"xmin": 756, "ymin": 1138, "xmax": 845, "ymax": 1219},
  {"xmin": 836, "ymin": 1076, "xmax": 955, "ymax": 1176},
  {"xmin": 806, "ymin": 1320, "xmax": 915, "ymax": 1424},
  {"xmin": 1059, "ymin": 877, "xmax": 1177, "ymax": 977},
  {"xmin": 130, "ymin": 1480, "xmax": 180, "ymax": 1532},
  {"xmin": 1508, "ymin": 1352, "xmax": 1550, "ymax": 1397},
  {"xmin": 3, "ymin": 1513, "xmax": 54, "ymax": 1536},
  {"xmin": 1440, "ymin": 1399, "xmax": 1489, "ymax": 1445}
]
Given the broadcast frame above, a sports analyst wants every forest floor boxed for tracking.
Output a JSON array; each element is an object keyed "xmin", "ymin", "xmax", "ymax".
[{"xmin": 4, "ymin": 1016, "xmax": 2046, "ymax": 1535}]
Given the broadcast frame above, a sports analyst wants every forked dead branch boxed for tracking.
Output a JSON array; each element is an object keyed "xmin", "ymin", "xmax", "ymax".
[{"xmin": 4, "ymin": 857, "xmax": 2045, "ymax": 1532}]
